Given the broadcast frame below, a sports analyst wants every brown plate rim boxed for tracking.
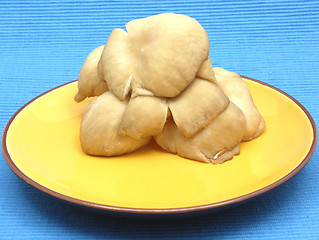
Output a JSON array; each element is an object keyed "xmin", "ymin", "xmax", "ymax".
[{"xmin": 1, "ymin": 77, "xmax": 317, "ymax": 215}]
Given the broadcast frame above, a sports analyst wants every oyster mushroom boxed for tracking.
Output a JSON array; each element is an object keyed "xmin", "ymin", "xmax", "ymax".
[
  {"xmin": 74, "ymin": 46, "xmax": 108, "ymax": 103},
  {"xmin": 167, "ymin": 77, "xmax": 229, "ymax": 138},
  {"xmin": 196, "ymin": 58, "xmax": 217, "ymax": 83},
  {"xmin": 80, "ymin": 92, "xmax": 150, "ymax": 156},
  {"xmin": 98, "ymin": 13, "xmax": 210, "ymax": 100},
  {"xmin": 213, "ymin": 67, "xmax": 265, "ymax": 140},
  {"xmin": 118, "ymin": 96, "xmax": 168, "ymax": 139},
  {"xmin": 155, "ymin": 102, "xmax": 246, "ymax": 163}
]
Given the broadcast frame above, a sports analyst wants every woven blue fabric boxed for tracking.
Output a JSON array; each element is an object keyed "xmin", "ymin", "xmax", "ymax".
[{"xmin": 1, "ymin": 0, "xmax": 318, "ymax": 239}]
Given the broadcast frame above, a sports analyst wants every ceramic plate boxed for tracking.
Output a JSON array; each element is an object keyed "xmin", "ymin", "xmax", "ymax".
[{"xmin": 1, "ymin": 77, "xmax": 317, "ymax": 217}]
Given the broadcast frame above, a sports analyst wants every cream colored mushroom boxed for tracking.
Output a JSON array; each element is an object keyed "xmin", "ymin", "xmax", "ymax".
[
  {"xmin": 74, "ymin": 46, "xmax": 108, "ymax": 103},
  {"xmin": 97, "ymin": 29, "xmax": 133, "ymax": 100},
  {"xmin": 98, "ymin": 13, "xmax": 210, "ymax": 100},
  {"xmin": 118, "ymin": 96, "xmax": 168, "ymax": 139},
  {"xmin": 213, "ymin": 67, "xmax": 265, "ymax": 140},
  {"xmin": 196, "ymin": 58, "xmax": 217, "ymax": 83},
  {"xmin": 80, "ymin": 92, "xmax": 151, "ymax": 156},
  {"xmin": 168, "ymin": 77, "xmax": 229, "ymax": 138},
  {"xmin": 155, "ymin": 102, "xmax": 246, "ymax": 163}
]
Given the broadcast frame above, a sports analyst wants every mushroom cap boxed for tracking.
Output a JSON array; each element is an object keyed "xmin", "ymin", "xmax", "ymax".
[
  {"xmin": 155, "ymin": 102, "xmax": 246, "ymax": 163},
  {"xmin": 75, "ymin": 46, "xmax": 108, "ymax": 102},
  {"xmin": 213, "ymin": 67, "xmax": 265, "ymax": 140},
  {"xmin": 118, "ymin": 96, "xmax": 168, "ymax": 139},
  {"xmin": 98, "ymin": 29, "xmax": 133, "ymax": 100},
  {"xmin": 168, "ymin": 78, "xmax": 229, "ymax": 138},
  {"xmin": 196, "ymin": 58, "xmax": 217, "ymax": 83},
  {"xmin": 80, "ymin": 92, "xmax": 150, "ymax": 156},
  {"xmin": 98, "ymin": 13, "xmax": 210, "ymax": 100}
]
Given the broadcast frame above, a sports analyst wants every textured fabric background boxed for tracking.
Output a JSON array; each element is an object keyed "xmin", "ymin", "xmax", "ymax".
[{"xmin": 0, "ymin": 0, "xmax": 318, "ymax": 239}]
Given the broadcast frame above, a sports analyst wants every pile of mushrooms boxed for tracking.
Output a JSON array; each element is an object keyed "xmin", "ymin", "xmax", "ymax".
[{"xmin": 74, "ymin": 13, "xmax": 265, "ymax": 163}]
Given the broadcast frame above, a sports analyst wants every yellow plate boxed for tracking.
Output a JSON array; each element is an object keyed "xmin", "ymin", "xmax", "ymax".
[{"xmin": 1, "ymin": 77, "xmax": 317, "ymax": 216}]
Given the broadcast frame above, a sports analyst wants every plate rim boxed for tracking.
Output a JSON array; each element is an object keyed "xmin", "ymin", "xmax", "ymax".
[{"xmin": 1, "ymin": 76, "xmax": 317, "ymax": 215}]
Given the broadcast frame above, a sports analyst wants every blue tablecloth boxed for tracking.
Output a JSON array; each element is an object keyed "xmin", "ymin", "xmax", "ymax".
[{"xmin": 1, "ymin": 0, "xmax": 318, "ymax": 239}]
